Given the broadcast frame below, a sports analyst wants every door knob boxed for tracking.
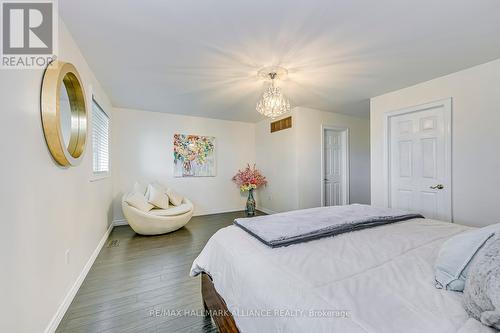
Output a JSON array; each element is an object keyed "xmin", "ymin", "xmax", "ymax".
[{"xmin": 430, "ymin": 184, "xmax": 444, "ymax": 190}]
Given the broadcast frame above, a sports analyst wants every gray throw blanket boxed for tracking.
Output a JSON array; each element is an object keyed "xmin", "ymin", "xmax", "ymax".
[{"xmin": 234, "ymin": 204, "xmax": 424, "ymax": 248}]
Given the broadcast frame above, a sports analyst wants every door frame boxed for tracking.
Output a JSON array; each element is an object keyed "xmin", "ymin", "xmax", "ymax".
[
  {"xmin": 321, "ymin": 125, "xmax": 350, "ymax": 206},
  {"xmin": 383, "ymin": 98, "xmax": 453, "ymax": 220}
]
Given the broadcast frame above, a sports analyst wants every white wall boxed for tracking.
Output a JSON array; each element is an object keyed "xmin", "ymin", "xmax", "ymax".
[
  {"xmin": 255, "ymin": 113, "xmax": 299, "ymax": 212},
  {"xmin": 256, "ymin": 107, "xmax": 371, "ymax": 213},
  {"xmin": 371, "ymin": 59, "xmax": 500, "ymax": 227},
  {"xmin": 0, "ymin": 20, "xmax": 114, "ymax": 333},
  {"xmin": 112, "ymin": 108, "xmax": 256, "ymax": 220}
]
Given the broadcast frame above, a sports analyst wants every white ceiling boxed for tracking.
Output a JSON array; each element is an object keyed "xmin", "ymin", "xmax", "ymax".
[{"xmin": 60, "ymin": 0, "xmax": 500, "ymax": 122}]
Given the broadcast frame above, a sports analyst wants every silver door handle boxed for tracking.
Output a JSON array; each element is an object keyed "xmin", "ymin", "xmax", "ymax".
[{"xmin": 430, "ymin": 184, "xmax": 444, "ymax": 190}]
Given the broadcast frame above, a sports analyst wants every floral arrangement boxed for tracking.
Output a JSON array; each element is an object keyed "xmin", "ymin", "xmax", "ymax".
[
  {"xmin": 173, "ymin": 134, "xmax": 214, "ymax": 165},
  {"xmin": 232, "ymin": 164, "xmax": 267, "ymax": 192}
]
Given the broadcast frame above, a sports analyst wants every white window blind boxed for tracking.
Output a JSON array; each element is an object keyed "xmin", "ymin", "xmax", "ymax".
[{"xmin": 92, "ymin": 99, "xmax": 109, "ymax": 174}]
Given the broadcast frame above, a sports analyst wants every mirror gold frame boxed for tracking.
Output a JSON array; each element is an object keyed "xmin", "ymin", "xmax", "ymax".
[{"xmin": 41, "ymin": 61, "xmax": 87, "ymax": 167}]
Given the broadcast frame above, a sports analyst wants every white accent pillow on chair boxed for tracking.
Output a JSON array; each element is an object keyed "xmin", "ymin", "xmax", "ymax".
[
  {"xmin": 167, "ymin": 188, "xmax": 183, "ymax": 206},
  {"xmin": 147, "ymin": 184, "xmax": 169, "ymax": 209},
  {"xmin": 133, "ymin": 181, "xmax": 147, "ymax": 195},
  {"xmin": 125, "ymin": 192, "xmax": 154, "ymax": 212}
]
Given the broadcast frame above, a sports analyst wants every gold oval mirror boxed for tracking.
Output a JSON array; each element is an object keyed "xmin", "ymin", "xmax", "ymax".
[{"xmin": 41, "ymin": 61, "xmax": 87, "ymax": 167}]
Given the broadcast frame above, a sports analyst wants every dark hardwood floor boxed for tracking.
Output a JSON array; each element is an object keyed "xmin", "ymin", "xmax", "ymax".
[{"xmin": 56, "ymin": 211, "xmax": 261, "ymax": 333}]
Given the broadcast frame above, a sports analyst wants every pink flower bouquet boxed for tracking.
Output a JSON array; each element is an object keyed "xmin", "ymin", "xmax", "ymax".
[{"xmin": 232, "ymin": 164, "xmax": 267, "ymax": 192}]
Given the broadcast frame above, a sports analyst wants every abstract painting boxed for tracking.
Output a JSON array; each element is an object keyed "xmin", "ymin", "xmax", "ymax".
[{"xmin": 173, "ymin": 134, "xmax": 216, "ymax": 177}]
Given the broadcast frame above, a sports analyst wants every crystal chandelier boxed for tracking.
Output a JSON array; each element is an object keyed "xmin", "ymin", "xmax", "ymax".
[{"xmin": 256, "ymin": 71, "xmax": 291, "ymax": 119}]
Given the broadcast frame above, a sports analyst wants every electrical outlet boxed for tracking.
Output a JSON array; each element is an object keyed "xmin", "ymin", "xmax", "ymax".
[{"xmin": 65, "ymin": 249, "xmax": 71, "ymax": 264}]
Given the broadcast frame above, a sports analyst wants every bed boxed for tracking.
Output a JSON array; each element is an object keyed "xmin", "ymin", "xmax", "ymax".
[{"xmin": 191, "ymin": 217, "xmax": 478, "ymax": 333}]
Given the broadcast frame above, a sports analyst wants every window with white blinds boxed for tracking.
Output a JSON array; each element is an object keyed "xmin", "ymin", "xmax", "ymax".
[{"xmin": 92, "ymin": 99, "xmax": 109, "ymax": 174}]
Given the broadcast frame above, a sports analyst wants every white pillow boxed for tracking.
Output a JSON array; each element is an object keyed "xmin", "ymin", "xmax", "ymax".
[
  {"xmin": 147, "ymin": 184, "xmax": 169, "ymax": 209},
  {"xmin": 435, "ymin": 223, "xmax": 500, "ymax": 291},
  {"xmin": 463, "ymin": 236, "xmax": 500, "ymax": 330},
  {"xmin": 148, "ymin": 202, "xmax": 193, "ymax": 216},
  {"xmin": 167, "ymin": 188, "xmax": 183, "ymax": 206},
  {"xmin": 145, "ymin": 181, "xmax": 166, "ymax": 199},
  {"xmin": 133, "ymin": 181, "xmax": 147, "ymax": 195},
  {"xmin": 125, "ymin": 192, "xmax": 154, "ymax": 212}
]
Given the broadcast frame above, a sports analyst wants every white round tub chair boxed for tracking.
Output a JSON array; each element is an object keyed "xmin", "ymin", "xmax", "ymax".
[{"xmin": 122, "ymin": 194, "xmax": 194, "ymax": 235}]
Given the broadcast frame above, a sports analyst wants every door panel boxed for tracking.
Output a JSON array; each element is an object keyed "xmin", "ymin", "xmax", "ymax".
[
  {"xmin": 398, "ymin": 140, "xmax": 413, "ymax": 177},
  {"xmin": 421, "ymin": 191, "xmax": 438, "ymax": 218},
  {"xmin": 421, "ymin": 138, "xmax": 437, "ymax": 178},
  {"xmin": 325, "ymin": 182, "xmax": 334, "ymax": 206},
  {"xmin": 324, "ymin": 129, "xmax": 347, "ymax": 206},
  {"xmin": 389, "ymin": 103, "xmax": 451, "ymax": 221},
  {"xmin": 397, "ymin": 190, "xmax": 412, "ymax": 210}
]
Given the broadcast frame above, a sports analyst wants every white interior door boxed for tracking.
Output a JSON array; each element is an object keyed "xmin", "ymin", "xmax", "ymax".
[
  {"xmin": 388, "ymin": 99, "xmax": 452, "ymax": 221},
  {"xmin": 323, "ymin": 128, "xmax": 348, "ymax": 206}
]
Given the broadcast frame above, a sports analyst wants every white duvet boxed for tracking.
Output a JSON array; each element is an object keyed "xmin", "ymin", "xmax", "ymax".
[{"xmin": 190, "ymin": 218, "xmax": 485, "ymax": 333}]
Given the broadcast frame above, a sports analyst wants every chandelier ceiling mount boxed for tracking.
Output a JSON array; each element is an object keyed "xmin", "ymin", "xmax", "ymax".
[
  {"xmin": 256, "ymin": 66, "xmax": 291, "ymax": 119},
  {"xmin": 257, "ymin": 66, "xmax": 288, "ymax": 81}
]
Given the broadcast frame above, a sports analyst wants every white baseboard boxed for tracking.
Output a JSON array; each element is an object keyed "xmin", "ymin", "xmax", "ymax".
[
  {"xmin": 113, "ymin": 219, "xmax": 128, "ymax": 226},
  {"xmin": 257, "ymin": 207, "xmax": 277, "ymax": 215},
  {"xmin": 44, "ymin": 223, "xmax": 114, "ymax": 333}
]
